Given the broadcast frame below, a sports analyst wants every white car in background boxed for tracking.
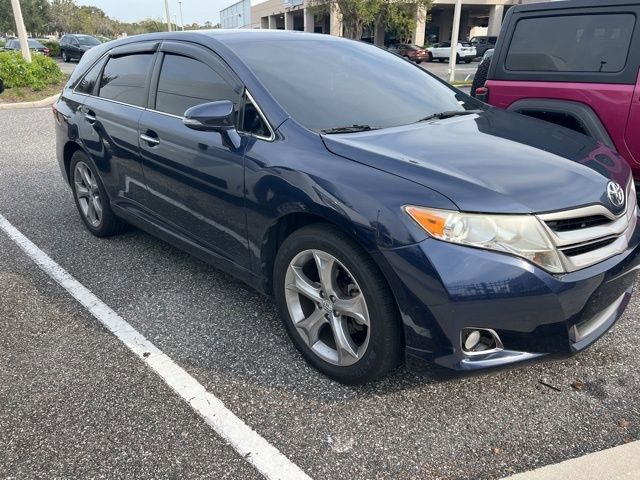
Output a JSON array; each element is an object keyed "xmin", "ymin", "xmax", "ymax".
[{"xmin": 427, "ymin": 41, "xmax": 477, "ymax": 63}]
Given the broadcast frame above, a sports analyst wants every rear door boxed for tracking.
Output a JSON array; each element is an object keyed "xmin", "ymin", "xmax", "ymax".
[
  {"xmin": 434, "ymin": 42, "xmax": 450, "ymax": 58},
  {"xmin": 78, "ymin": 42, "xmax": 158, "ymax": 208},
  {"xmin": 138, "ymin": 41, "xmax": 249, "ymax": 267}
]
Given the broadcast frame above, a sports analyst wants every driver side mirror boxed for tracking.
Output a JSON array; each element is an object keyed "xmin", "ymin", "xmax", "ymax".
[{"xmin": 183, "ymin": 100, "xmax": 241, "ymax": 150}]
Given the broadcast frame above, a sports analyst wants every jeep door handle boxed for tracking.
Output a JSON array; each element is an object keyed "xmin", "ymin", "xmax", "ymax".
[{"xmin": 140, "ymin": 133, "xmax": 160, "ymax": 146}]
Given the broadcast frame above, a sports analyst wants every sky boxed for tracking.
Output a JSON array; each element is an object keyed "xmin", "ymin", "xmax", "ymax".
[{"xmin": 74, "ymin": 0, "xmax": 247, "ymax": 26}]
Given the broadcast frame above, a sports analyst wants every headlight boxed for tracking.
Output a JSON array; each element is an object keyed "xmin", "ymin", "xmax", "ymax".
[{"xmin": 404, "ymin": 206, "xmax": 564, "ymax": 273}]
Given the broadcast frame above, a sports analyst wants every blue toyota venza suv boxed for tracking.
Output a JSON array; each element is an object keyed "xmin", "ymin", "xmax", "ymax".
[{"xmin": 54, "ymin": 30, "xmax": 640, "ymax": 384}]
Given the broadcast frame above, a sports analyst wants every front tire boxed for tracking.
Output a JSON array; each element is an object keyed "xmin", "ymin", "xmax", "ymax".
[
  {"xmin": 273, "ymin": 224, "xmax": 402, "ymax": 384},
  {"xmin": 62, "ymin": 50, "xmax": 69, "ymax": 62},
  {"xmin": 70, "ymin": 151, "xmax": 126, "ymax": 237}
]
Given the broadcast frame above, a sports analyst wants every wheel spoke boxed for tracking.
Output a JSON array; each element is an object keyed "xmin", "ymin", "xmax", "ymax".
[
  {"xmin": 87, "ymin": 197, "xmax": 96, "ymax": 222},
  {"xmin": 330, "ymin": 317, "xmax": 359, "ymax": 364},
  {"xmin": 296, "ymin": 309, "xmax": 328, "ymax": 346},
  {"xmin": 79, "ymin": 165, "xmax": 92, "ymax": 189},
  {"xmin": 93, "ymin": 197, "xmax": 103, "ymax": 220},
  {"xmin": 287, "ymin": 266, "xmax": 322, "ymax": 302},
  {"xmin": 313, "ymin": 250, "xmax": 336, "ymax": 295},
  {"xmin": 75, "ymin": 183, "xmax": 90, "ymax": 199},
  {"xmin": 333, "ymin": 293, "xmax": 368, "ymax": 325}
]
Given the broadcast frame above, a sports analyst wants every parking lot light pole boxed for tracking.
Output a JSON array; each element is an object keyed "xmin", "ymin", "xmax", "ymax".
[
  {"xmin": 164, "ymin": 0, "xmax": 173, "ymax": 31},
  {"xmin": 448, "ymin": 0, "xmax": 463, "ymax": 84},
  {"xmin": 179, "ymin": 0, "xmax": 185, "ymax": 30},
  {"xmin": 10, "ymin": 0, "xmax": 31, "ymax": 63}
]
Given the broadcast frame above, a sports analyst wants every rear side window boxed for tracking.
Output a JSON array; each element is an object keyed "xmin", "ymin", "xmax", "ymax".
[
  {"xmin": 76, "ymin": 57, "xmax": 106, "ymax": 95},
  {"xmin": 155, "ymin": 54, "xmax": 238, "ymax": 117},
  {"xmin": 99, "ymin": 53, "xmax": 154, "ymax": 107},
  {"xmin": 506, "ymin": 14, "xmax": 636, "ymax": 73}
]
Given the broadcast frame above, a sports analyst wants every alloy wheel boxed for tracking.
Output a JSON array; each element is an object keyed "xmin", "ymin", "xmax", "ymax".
[
  {"xmin": 284, "ymin": 249, "xmax": 370, "ymax": 366},
  {"xmin": 73, "ymin": 161, "xmax": 102, "ymax": 228}
]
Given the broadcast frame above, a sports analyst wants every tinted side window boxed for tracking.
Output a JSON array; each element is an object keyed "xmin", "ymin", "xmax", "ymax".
[
  {"xmin": 241, "ymin": 97, "xmax": 270, "ymax": 137},
  {"xmin": 76, "ymin": 57, "xmax": 106, "ymax": 95},
  {"xmin": 99, "ymin": 53, "xmax": 154, "ymax": 107},
  {"xmin": 155, "ymin": 54, "xmax": 238, "ymax": 117},
  {"xmin": 506, "ymin": 14, "xmax": 636, "ymax": 73}
]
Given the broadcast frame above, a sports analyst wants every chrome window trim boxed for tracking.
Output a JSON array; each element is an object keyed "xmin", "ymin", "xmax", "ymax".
[{"xmin": 242, "ymin": 89, "xmax": 275, "ymax": 142}]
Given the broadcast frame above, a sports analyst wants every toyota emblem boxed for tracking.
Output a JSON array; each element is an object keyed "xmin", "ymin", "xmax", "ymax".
[{"xmin": 607, "ymin": 181, "xmax": 625, "ymax": 208}]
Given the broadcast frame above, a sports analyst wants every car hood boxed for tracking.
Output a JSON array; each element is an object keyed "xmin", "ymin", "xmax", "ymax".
[{"xmin": 322, "ymin": 109, "xmax": 630, "ymax": 214}]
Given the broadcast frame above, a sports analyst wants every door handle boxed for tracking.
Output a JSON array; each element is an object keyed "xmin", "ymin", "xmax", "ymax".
[
  {"xmin": 84, "ymin": 110, "xmax": 96, "ymax": 124},
  {"xmin": 140, "ymin": 133, "xmax": 160, "ymax": 146}
]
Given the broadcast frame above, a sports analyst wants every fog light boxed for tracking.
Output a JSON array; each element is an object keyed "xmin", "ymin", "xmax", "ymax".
[
  {"xmin": 461, "ymin": 328, "xmax": 503, "ymax": 356},
  {"xmin": 464, "ymin": 330, "xmax": 481, "ymax": 350}
]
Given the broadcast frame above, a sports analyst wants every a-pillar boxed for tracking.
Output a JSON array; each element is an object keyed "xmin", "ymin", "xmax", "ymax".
[
  {"xmin": 487, "ymin": 5, "xmax": 504, "ymax": 36},
  {"xmin": 303, "ymin": 8, "xmax": 314, "ymax": 32}
]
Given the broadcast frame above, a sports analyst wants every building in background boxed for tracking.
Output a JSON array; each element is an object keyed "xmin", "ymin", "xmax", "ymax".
[
  {"xmin": 249, "ymin": 0, "xmax": 552, "ymax": 45},
  {"xmin": 220, "ymin": 0, "xmax": 252, "ymax": 29}
]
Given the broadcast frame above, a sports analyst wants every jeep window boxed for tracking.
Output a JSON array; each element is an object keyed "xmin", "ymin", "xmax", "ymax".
[{"xmin": 506, "ymin": 14, "xmax": 636, "ymax": 73}]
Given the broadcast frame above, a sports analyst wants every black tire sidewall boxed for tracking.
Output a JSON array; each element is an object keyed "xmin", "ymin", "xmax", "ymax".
[
  {"xmin": 273, "ymin": 224, "xmax": 401, "ymax": 384},
  {"xmin": 69, "ymin": 151, "xmax": 123, "ymax": 237}
]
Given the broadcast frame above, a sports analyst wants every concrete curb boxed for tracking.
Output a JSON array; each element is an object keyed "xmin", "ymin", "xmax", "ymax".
[
  {"xmin": 0, "ymin": 93, "xmax": 60, "ymax": 110},
  {"xmin": 502, "ymin": 441, "xmax": 640, "ymax": 480}
]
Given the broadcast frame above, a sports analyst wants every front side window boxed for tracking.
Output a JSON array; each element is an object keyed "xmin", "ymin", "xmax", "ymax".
[
  {"xmin": 241, "ymin": 96, "xmax": 270, "ymax": 137},
  {"xmin": 99, "ymin": 53, "xmax": 154, "ymax": 107},
  {"xmin": 506, "ymin": 13, "xmax": 636, "ymax": 73},
  {"xmin": 155, "ymin": 54, "xmax": 238, "ymax": 117}
]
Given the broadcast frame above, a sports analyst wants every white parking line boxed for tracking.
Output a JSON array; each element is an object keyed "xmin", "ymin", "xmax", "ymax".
[{"xmin": 0, "ymin": 214, "xmax": 312, "ymax": 480}]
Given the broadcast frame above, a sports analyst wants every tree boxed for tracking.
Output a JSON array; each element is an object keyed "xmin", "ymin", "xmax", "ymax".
[
  {"xmin": 0, "ymin": 0, "xmax": 51, "ymax": 36},
  {"xmin": 308, "ymin": 0, "xmax": 431, "ymax": 42}
]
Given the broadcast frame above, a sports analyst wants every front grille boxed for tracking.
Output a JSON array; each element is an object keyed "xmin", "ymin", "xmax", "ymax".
[
  {"xmin": 545, "ymin": 215, "xmax": 611, "ymax": 232},
  {"xmin": 561, "ymin": 238, "xmax": 617, "ymax": 257},
  {"xmin": 537, "ymin": 179, "xmax": 636, "ymax": 272}
]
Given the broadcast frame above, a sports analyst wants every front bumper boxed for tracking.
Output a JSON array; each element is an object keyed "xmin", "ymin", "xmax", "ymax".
[{"xmin": 376, "ymin": 212, "xmax": 640, "ymax": 374}]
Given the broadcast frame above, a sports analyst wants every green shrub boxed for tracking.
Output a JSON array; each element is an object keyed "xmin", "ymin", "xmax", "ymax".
[
  {"xmin": 40, "ymin": 40, "xmax": 61, "ymax": 57},
  {"xmin": 0, "ymin": 51, "xmax": 64, "ymax": 91}
]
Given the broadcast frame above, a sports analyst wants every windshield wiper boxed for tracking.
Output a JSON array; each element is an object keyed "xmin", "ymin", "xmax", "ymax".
[
  {"xmin": 415, "ymin": 109, "xmax": 483, "ymax": 123},
  {"xmin": 320, "ymin": 125, "xmax": 374, "ymax": 134}
]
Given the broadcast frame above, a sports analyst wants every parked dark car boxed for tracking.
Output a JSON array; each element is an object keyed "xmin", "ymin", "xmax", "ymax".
[
  {"xmin": 3, "ymin": 38, "xmax": 50, "ymax": 56},
  {"xmin": 481, "ymin": 0, "xmax": 640, "ymax": 185},
  {"xmin": 54, "ymin": 31, "xmax": 640, "ymax": 384},
  {"xmin": 387, "ymin": 44, "xmax": 428, "ymax": 63},
  {"xmin": 60, "ymin": 34, "xmax": 101, "ymax": 62},
  {"xmin": 471, "ymin": 48, "xmax": 494, "ymax": 98},
  {"xmin": 470, "ymin": 36, "xmax": 497, "ymax": 58}
]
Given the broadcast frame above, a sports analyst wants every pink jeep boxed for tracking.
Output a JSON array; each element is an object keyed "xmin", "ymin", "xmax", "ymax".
[{"xmin": 479, "ymin": 0, "xmax": 640, "ymax": 183}]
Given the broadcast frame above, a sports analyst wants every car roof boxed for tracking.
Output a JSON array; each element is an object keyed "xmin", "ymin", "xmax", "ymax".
[{"xmin": 512, "ymin": 0, "xmax": 640, "ymax": 13}]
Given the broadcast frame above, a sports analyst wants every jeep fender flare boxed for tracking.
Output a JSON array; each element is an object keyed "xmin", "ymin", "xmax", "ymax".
[{"xmin": 507, "ymin": 99, "xmax": 615, "ymax": 149}]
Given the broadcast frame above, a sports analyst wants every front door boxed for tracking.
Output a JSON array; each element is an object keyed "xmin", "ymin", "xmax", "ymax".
[{"xmin": 138, "ymin": 42, "xmax": 249, "ymax": 267}]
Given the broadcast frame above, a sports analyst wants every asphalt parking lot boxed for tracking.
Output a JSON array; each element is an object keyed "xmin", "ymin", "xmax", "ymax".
[{"xmin": 1, "ymin": 107, "xmax": 639, "ymax": 480}]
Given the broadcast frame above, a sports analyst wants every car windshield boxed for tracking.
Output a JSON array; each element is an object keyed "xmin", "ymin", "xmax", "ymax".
[
  {"xmin": 27, "ymin": 39, "xmax": 44, "ymax": 48},
  {"xmin": 229, "ymin": 37, "xmax": 481, "ymax": 132},
  {"xmin": 76, "ymin": 35, "xmax": 100, "ymax": 46}
]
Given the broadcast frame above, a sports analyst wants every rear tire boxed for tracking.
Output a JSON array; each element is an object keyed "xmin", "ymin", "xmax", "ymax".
[
  {"xmin": 427, "ymin": 52, "xmax": 433, "ymax": 62},
  {"xmin": 273, "ymin": 224, "xmax": 402, "ymax": 384},
  {"xmin": 69, "ymin": 150, "xmax": 126, "ymax": 237},
  {"xmin": 464, "ymin": 59, "xmax": 472, "ymax": 64}
]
